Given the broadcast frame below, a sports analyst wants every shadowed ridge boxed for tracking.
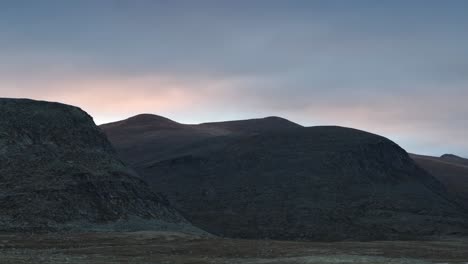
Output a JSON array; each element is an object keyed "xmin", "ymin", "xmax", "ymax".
[{"xmin": 199, "ymin": 115, "xmax": 303, "ymax": 134}]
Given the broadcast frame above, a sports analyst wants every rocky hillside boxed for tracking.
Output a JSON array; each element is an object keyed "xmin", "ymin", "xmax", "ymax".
[
  {"xmin": 102, "ymin": 115, "xmax": 468, "ymax": 240},
  {"xmin": 0, "ymin": 99, "xmax": 201, "ymax": 233}
]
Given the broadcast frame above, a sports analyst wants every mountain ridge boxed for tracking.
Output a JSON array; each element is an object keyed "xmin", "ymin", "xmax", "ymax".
[{"xmin": 102, "ymin": 113, "xmax": 468, "ymax": 241}]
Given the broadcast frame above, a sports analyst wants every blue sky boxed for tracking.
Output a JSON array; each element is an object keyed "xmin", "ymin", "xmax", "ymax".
[{"xmin": 1, "ymin": 1, "xmax": 468, "ymax": 156}]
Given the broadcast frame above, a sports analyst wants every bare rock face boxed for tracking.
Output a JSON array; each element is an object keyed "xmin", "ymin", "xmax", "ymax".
[
  {"xmin": 0, "ymin": 99, "xmax": 200, "ymax": 233},
  {"xmin": 103, "ymin": 115, "xmax": 468, "ymax": 241}
]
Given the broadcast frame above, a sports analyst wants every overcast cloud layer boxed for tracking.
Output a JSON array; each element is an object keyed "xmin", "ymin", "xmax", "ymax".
[{"xmin": 1, "ymin": 0, "xmax": 467, "ymax": 156}]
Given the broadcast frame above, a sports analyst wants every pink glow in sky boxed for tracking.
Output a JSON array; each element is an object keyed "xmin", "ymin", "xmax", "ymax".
[{"xmin": 1, "ymin": 1, "xmax": 468, "ymax": 156}]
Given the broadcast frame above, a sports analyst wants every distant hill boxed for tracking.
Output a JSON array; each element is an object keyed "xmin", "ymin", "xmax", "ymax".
[
  {"xmin": 440, "ymin": 154, "xmax": 468, "ymax": 166},
  {"xmin": 0, "ymin": 99, "xmax": 202, "ymax": 233},
  {"xmin": 411, "ymin": 153, "xmax": 468, "ymax": 208},
  {"xmin": 102, "ymin": 114, "xmax": 468, "ymax": 240}
]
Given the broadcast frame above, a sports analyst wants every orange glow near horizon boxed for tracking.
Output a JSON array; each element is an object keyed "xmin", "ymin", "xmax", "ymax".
[{"xmin": 2, "ymin": 74, "xmax": 241, "ymax": 124}]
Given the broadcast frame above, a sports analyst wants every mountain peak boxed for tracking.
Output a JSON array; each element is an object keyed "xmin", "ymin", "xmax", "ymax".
[
  {"xmin": 102, "ymin": 114, "xmax": 182, "ymax": 130},
  {"xmin": 262, "ymin": 115, "xmax": 288, "ymax": 120},
  {"xmin": 125, "ymin": 114, "xmax": 178, "ymax": 125},
  {"xmin": 441, "ymin": 153, "xmax": 463, "ymax": 159},
  {"xmin": 440, "ymin": 153, "xmax": 468, "ymax": 166}
]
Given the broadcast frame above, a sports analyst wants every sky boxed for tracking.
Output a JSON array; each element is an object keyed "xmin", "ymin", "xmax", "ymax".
[{"xmin": 1, "ymin": 0, "xmax": 467, "ymax": 157}]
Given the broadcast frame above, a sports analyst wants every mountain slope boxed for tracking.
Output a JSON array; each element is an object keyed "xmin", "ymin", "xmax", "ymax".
[
  {"xmin": 411, "ymin": 154, "xmax": 468, "ymax": 208},
  {"xmin": 102, "ymin": 115, "xmax": 468, "ymax": 240},
  {"xmin": 0, "ymin": 99, "xmax": 201, "ymax": 233}
]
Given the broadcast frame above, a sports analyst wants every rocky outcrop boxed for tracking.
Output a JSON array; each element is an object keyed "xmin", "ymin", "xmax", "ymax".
[
  {"xmin": 103, "ymin": 115, "xmax": 468, "ymax": 241},
  {"xmin": 0, "ymin": 99, "xmax": 201, "ymax": 233}
]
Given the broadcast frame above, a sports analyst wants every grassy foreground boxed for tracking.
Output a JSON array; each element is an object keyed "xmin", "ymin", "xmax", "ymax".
[{"xmin": 0, "ymin": 232, "xmax": 467, "ymax": 264}]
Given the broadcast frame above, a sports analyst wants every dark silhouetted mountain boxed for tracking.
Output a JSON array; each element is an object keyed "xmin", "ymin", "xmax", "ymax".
[
  {"xmin": 411, "ymin": 153, "xmax": 468, "ymax": 209},
  {"xmin": 100, "ymin": 115, "xmax": 302, "ymax": 168},
  {"xmin": 0, "ymin": 99, "xmax": 202, "ymax": 233},
  {"xmin": 102, "ymin": 115, "xmax": 468, "ymax": 240},
  {"xmin": 104, "ymin": 114, "xmax": 184, "ymax": 131}
]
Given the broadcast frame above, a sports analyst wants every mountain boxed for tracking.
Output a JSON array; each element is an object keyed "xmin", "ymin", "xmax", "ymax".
[
  {"xmin": 411, "ymin": 153, "xmax": 468, "ymax": 208},
  {"xmin": 100, "ymin": 115, "xmax": 302, "ymax": 167},
  {"xmin": 0, "ymin": 99, "xmax": 202, "ymax": 233},
  {"xmin": 102, "ymin": 114, "xmax": 468, "ymax": 240}
]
